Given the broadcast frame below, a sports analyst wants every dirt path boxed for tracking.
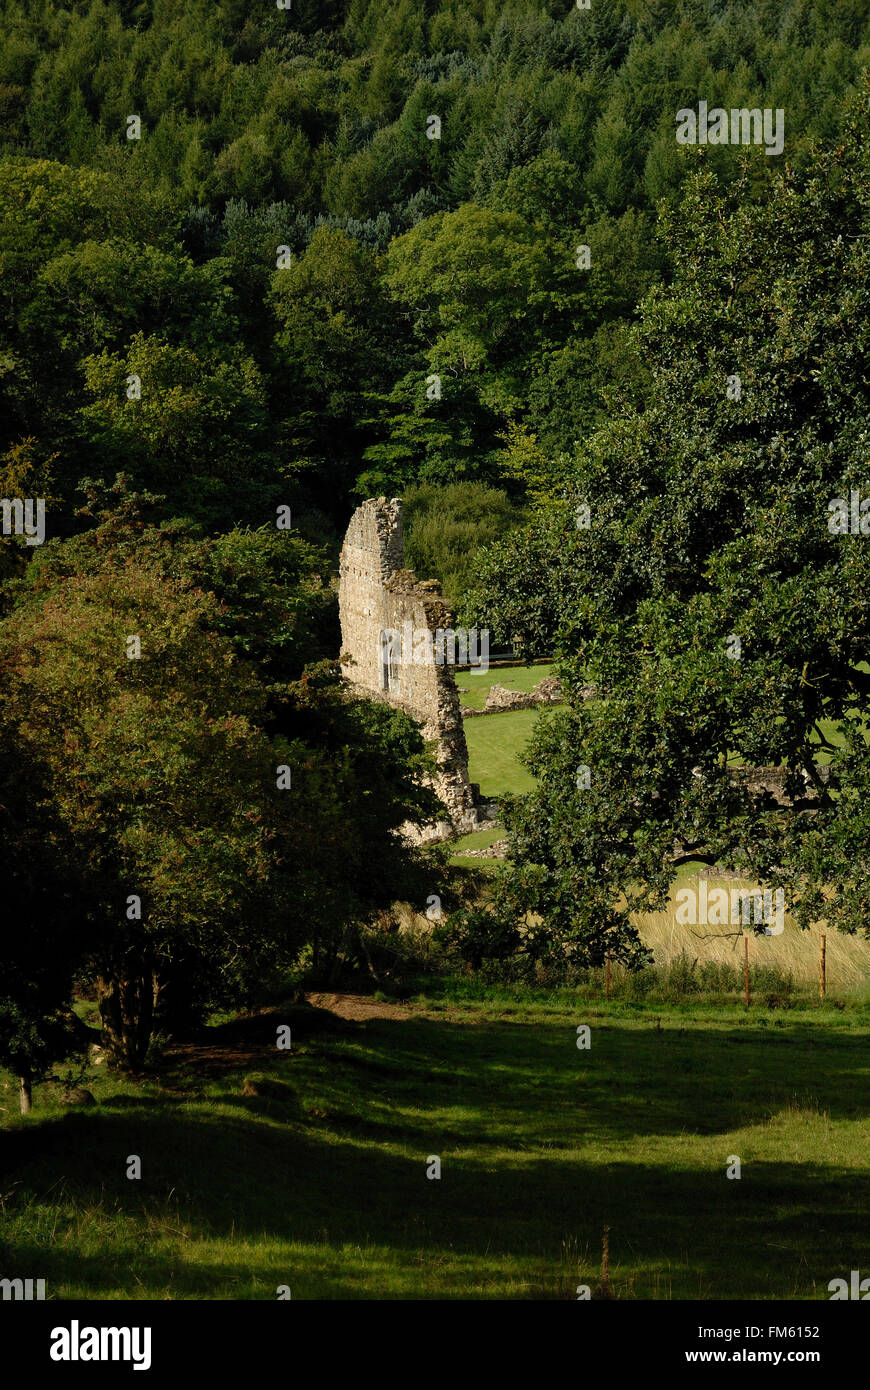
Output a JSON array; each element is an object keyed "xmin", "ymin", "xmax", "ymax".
[
  {"xmin": 305, "ymin": 991, "xmax": 414, "ymax": 1022},
  {"xmin": 161, "ymin": 993, "xmax": 417, "ymax": 1079}
]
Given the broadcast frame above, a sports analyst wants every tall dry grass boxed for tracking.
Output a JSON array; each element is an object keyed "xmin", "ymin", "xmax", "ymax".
[{"xmin": 633, "ymin": 874, "xmax": 870, "ymax": 993}]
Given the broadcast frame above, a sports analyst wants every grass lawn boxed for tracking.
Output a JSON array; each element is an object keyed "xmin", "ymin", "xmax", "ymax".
[
  {"xmin": 456, "ymin": 658, "xmax": 560, "ymax": 799},
  {"xmin": 448, "ymin": 821, "xmax": 504, "ymax": 871},
  {"xmin": 2, "ymin": 990, "xmax": 869, "ymax": 1300},
  {"xmin": 463, "ymin": 707, "xmax": 556, "ymax": 798},
  {"xmin": 456, "ymin": 661, "xmax": 555, "ymax": 711},
  {"xmin": 450, "ymin": 824, "xmax": 505, "ymax": 853}
]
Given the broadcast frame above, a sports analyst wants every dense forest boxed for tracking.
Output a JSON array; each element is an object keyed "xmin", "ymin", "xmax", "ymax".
[
  {"xmin": 2, "ymin": 0, "xmax": 869, "ymax": 543},
  {"xmin": 3, "ymin": 0, "xmax": 870, "ymax": 1084}
]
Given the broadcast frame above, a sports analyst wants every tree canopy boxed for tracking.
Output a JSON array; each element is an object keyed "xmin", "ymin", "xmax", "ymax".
[
  {"xmin": 3, "ymin": 0, "xmax": 870, "ymax": 1074},
  {"xmin": 468, "ymin": 94, "xmax": 870, "ymax": 966}
]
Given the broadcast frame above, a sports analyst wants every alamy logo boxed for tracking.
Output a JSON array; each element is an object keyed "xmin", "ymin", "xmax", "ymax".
[
  {"xmin": 378, "ymin": 624, "xmax": 489, "ymax": 677},
  {"xmin": 0, "ymin": 1277, "xmax": 45, "ymax": 1299},
  {"xmin": 1, "ymin": 497, "xmax": 45, "ymax": 546},
  {"xmin": 675, "ymin": 102, "xmax": 784, "ymax": 156},
  {"xmin": 50, "ymin": 1320, "xmax": 152, "ymax": 1371},
  {"xmin": 828, "ymin": 490, "xmax": 870, "ymax": 535},
  {"xmin": 675, "ymin": 881, "xmax": 785, "ymax": 935},
  {"xmin": 829, "ymin": 1270, "xmax": 870, "ymax": 1299}
]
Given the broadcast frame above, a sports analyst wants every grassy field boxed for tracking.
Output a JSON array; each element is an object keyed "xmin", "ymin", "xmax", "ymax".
[
  {"xmin": 455, "ymin": 667, "xmax": 870, "ymax": 988},
  {"xmin": 4, "ymin": 663, "xmax": 867, "ymax": 1303},
  {"xmin": 463, "ymin": 707, "xmax": 550, "ymax": 798},
  {"xmin": 457, "ymin": 661, "xmax": 555, "ymax": 711},
  {"xmin": 448, "ymin": 823, "xmax": 505, "ymax": 854},
  {"xmin": 636, "ymin": 864, "xmax": 870, "ymax": 994},
  {"xmin": 458, "ymin": 661, "xmax": 556, "ymax": 799},
  {"xmin": 2, "ymin": 990, "xmax": 868, "ymax": 1300}
]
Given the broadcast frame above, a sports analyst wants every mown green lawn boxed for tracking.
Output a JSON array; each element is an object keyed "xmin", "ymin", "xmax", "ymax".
[
  {"xmin": 463, "ymin": 707, "xmax": 555, "ymax": 798},
  {"xmin": 2, "ymin": 992, "xmax": 868, "ymax": 1300},
  {"xmin": 455, "ymin": 658, "xmax": 560, "ymax": 806},
  {"xmin": 454, "ymin": 665, "xmax": 556, "ymax": 859},
  {"xmin": 457, "ymin": 661, "xmax": 555, "ymax": 711}
]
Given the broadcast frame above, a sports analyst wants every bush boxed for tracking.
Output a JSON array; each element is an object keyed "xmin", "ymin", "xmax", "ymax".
[
  {"xmin": 403, "ymin": 481, "xmax": 522, "ymax": 614},
  {"xmin": 443, "ymin": 950, "xmax": 805, "ymax": 1006}
]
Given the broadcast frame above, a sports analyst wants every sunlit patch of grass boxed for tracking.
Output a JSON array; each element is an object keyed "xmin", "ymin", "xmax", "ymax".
[
  {"xmin": 2, "ymin": 993, "xmax": 869, "ymax": 1299},
  {"xmin": 634, "ymin": 871, "xmax": 870, "ymax": 992},
  {"xmin": 456, "ymin": 661, "xmax": 555, "ymax": 711}
]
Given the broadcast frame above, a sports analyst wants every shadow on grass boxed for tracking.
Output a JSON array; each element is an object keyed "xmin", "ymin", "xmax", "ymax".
[{"xmin": 1, "ymin": 1011, "xmax": 868, "ymax": 1298}]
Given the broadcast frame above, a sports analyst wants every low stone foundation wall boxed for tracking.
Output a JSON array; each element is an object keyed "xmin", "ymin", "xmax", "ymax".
[{"xmin": 462, "ymin": 674, "xmax": 565, "ymax": 716}]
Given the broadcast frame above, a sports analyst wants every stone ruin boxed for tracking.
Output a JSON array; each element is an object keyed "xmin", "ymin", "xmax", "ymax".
[
  {"xmin": 338, "ymin": 497, "xmax": 493, "ymax": 843},
  {"xmin": 462, "ymin": 674, "xmax": 564, "ymax": 716}
]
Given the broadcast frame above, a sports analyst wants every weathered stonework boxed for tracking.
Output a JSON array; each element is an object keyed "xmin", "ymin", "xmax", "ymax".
[
  {"xmin": 339, "ymin": 497, "xmax": 492, "ymax": 843},
  {"xmin": 483, "ymin": 675, "xmax": 562, "ymax": 713},
  {"xmin": 461, "ymin": 674, "xmax": 593, "ymax": 717}
]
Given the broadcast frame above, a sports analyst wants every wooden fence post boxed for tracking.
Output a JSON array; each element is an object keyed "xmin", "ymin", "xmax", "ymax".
[
  {"xmin": 605, "ymin": 951, "xmax": 612, "ymax": 1000},
  {"xmin": 744, "ymin": 934, "xmax": 750, "ymax": 1008},
  {"xmin": 819, "ymin": 933, "xmax": 827, "ymax": 1001},
  {"xmin": 600, "ymin": 1224, "xmax": 612, "ymax": 1298}
]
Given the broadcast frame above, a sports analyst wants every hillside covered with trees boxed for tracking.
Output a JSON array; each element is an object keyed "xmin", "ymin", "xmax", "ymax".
[
  {"xmin": 3, "ymin": 0, "xmax": 870, "ymax": 1086},
  {"xmin": 2, "ymin": 0, "xmax": 869, "ymax": 532}
]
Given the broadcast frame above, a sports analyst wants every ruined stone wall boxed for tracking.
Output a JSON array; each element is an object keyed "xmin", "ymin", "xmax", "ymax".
[
  {"xmin": 337, "ymin": 496, "xmax": 404, "ymax": 696},
  {"xmin": 338, "ymin": 497, "xmax": 486, "ymax": 841}
]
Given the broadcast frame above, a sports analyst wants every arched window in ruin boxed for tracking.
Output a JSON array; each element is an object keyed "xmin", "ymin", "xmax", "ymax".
[{"xmin": 379, "ymin": 629, "xmax": 401, "ymax": 695}]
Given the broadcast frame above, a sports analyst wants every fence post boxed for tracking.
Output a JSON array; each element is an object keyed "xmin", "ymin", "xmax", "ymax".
[
  {"xmin": 819, "ymin": 933, "xmax": 826, "ymax": 1001},
  {"xmin": 605, "ymin": 951, "xmax": 612, "ymax": 1000},
  {"xmin": 744, "ymin": 934, "xmax": 750, "ymax": 1008}
]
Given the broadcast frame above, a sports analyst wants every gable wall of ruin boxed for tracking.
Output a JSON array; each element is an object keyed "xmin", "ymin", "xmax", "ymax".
[{"xmin": 338, "ymin": 497, "xmax": 483, "ymax": 840}]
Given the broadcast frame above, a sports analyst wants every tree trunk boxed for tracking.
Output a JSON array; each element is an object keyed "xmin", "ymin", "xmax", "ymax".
[
  {"xmin": 359, "ymin": 928, "xmax": 380, "ymax": 984},
  {"xmin": 153, "ymin": 957, "xmax": 203, "ymax": 1039},
  {"xmin": 19, "ymin": 1073, "xmax": 32, "ymax": 1115},
  {"xmin": 97, "ymin": 964, "xmax": 155, "ymax": 1072}
]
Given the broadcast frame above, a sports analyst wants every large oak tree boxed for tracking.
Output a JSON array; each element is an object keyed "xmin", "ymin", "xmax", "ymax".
[{"xmin": 468, "ymin": 99, "xmax": 870, "ymax": 966}]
